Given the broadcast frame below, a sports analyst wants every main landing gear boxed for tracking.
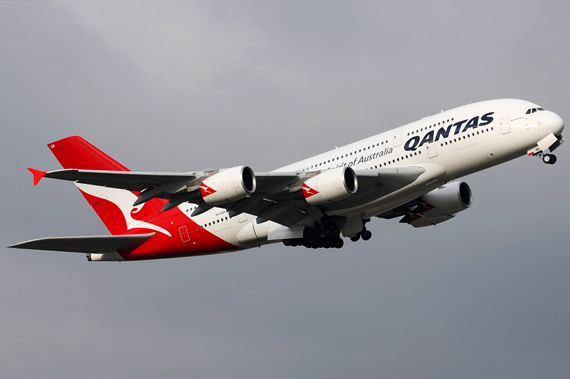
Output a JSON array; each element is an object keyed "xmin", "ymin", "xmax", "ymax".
[
  {"xmin": 541, "ymin": 153, "xmax": 557, "ymax": 165},
  {"xmin": 283, "ymin": 222, "xmax": 344, "ymax": 249},
  {"xmin": 350, "ymin": 228, "xmax": 372, "ymax": 242},
  {"xmin": 283, "ymin": 235, "xmax": 344, "ymax": 249},
  {"xmin": 282, "ymin": 217, "xmax": 373, "ymax": 249},
  {"xmin": 349, "ymin": 219, "xmax": 372, "ymax": 243}
]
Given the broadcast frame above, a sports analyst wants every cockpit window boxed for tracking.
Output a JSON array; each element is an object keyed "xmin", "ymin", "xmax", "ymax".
[{"xmin": 526, "ymin": 107, "xmax": 546, "ymax": 114}]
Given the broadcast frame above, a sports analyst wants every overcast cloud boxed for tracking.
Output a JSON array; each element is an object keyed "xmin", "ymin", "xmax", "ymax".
[{"xmin": 1, "ymin": 1, "xmax": 569, "ymax": 378}]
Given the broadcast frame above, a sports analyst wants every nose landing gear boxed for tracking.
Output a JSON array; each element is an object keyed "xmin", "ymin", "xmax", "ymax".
[{"xmin": 541, "ymin": 153, "xmax": 557, "ymax": 165}]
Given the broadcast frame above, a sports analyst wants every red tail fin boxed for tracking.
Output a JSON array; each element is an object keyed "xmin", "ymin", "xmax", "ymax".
[
  {"xmin": 47, "ymin": 136, "xmax": 165, "ymax": 235},
  {"xmin": 48, "ymin": 136, "xmax": 129, "ymax": 171}
]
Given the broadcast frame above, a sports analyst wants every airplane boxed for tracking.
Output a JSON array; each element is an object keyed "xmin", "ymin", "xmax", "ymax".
[{"xmin": 9, "ymin": 99, "xmax": 564, "ymax": 261}]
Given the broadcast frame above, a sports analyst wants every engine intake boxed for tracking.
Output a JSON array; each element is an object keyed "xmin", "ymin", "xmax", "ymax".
[
  {"xmin": 302, "ymin": 167, "xmax": 357, "ymax": 205},
  {"xmin": 201, "ymin": 166, "xmax": 256, "ymax": 205}
]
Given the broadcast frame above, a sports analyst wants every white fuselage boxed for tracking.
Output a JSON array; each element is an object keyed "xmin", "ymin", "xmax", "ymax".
[{"xmin": 182, "ymin": 99, "xmax": 564, "ymax": 248}]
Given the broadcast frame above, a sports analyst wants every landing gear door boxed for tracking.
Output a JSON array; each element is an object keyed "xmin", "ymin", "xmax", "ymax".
[{"xmin": 500, "ymin": 117, "xmax": 511, "ymax": 135}]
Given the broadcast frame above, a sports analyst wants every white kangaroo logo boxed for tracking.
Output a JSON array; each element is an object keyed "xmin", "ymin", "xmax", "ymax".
[{"xmin": 76, "ymin": 183, "xmax": 172, "ymax": 237}]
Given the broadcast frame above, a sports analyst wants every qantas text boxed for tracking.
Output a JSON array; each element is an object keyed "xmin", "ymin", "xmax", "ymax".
[{"xmin": 404, "ymin": 112, "xmax": 494, "ymax": 151}]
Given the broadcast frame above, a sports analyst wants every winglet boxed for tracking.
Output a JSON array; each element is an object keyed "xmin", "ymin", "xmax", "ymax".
[{"xmin": 28, "ymin": 168, "xmax": 47, "ymax": 186}]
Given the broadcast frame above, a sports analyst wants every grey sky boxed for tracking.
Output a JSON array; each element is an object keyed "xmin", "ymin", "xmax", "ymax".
[{"xmin": 1, "ymin": 1, "xmax": 569, "ymax": 378}]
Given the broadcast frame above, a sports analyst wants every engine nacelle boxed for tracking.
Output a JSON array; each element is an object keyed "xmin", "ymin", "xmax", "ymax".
[
  {"xmin": 302, "ymin": 167, "xmax": 358, "ymax": 205},
  {"xmin": 421, "ymin": 181, "xmax": 472, "ymax": 216},
  {"xmin": 404, "ymin": 182, "xmax": 472, "ymax": 227},
  {"xmin": 201, "ymin": 166, "xmax": 256, "ymax": 205},
  {"xmin": 408, "ymin": 214, "xmax": 455, "ymax": 228}
]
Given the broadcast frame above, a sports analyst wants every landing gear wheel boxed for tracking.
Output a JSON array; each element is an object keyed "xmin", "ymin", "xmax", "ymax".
[
  {"xmin": 361, "ymin": 230, "xmax": 372, "ymax": 241},
  {"xmin": 350, "ymin": 234, "xmax": 360, "ymax": 242},
  {"xmin": 335, "ymin": 239, "xmax": 344, "ymax": 249},
  {"xmin": 542, "ymin": 154, "xmax": 557, "ymax": 165},
  {"xmin": 323, "ymin": 226, "xmax": 335, "ymax": 237},
  {"xmin": 308, "ymin": 237, "xmax": 319, "ymax": 248}
]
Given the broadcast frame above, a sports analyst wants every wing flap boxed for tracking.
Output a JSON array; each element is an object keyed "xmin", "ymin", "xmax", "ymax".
[{"xmin": 8, "ymin": 233, "xmax": 155, "ymax": 253}]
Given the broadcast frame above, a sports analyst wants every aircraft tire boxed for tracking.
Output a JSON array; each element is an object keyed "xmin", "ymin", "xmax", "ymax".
[{"xmin": 543, "ymin": 154, "xmax": 556, "ymax": 164}]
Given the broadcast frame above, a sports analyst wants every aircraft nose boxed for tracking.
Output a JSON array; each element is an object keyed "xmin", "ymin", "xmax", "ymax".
[{"xmin": 549, "ymin": 111, "xmax": 564, "ymax": 135}]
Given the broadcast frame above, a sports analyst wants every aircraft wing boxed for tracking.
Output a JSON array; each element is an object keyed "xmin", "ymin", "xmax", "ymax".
[
  {"xmin": 30, "ymin": 168, "xmax": 300, "ymax": 196},
  {"xmin": 8, "ymin": 233, "xmax": 155, "ymax": 253},
  {"xmin": 212, "ymin": 166, "xmax": 432, "ymax": 226},
  {"xmin": 30, "ymin": 168, "xmax": 198, "ymax": 191},
  {"xmin": 28, "ymin": 164, "xmax": 444, "ymax": 227}
]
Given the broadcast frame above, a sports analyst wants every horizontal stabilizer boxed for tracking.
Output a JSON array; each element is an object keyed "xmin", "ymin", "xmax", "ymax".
[{"xmin": 8, "ymin": 233, "xmax": 154, "ymax": 253}]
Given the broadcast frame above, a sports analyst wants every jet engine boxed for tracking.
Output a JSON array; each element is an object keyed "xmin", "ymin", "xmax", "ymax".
[
  {"xmin": 403, "ymin": 181, "xmax": 472, "ymax": 227},
  {"xmin": 201, "ymin": 166, "xmax": 256, "ymax": 205},
  {"xmin": 302, "ymin": 167, "xmax": 357, "ymax": 205}
]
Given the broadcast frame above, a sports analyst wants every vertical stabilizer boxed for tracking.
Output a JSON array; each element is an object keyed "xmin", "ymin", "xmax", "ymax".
[
  {"xmin": 48, "ymin": 136, "xmax": 129, "ymax": 171},
  {"xmin": 47, "ymin": 136, "xmax": 165, "ymax": 235}
]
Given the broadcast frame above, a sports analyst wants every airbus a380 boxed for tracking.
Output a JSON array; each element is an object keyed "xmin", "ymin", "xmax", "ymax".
[{"xmin": 10, "ymin": 99, "xmax": 564, "ymax": 261}]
